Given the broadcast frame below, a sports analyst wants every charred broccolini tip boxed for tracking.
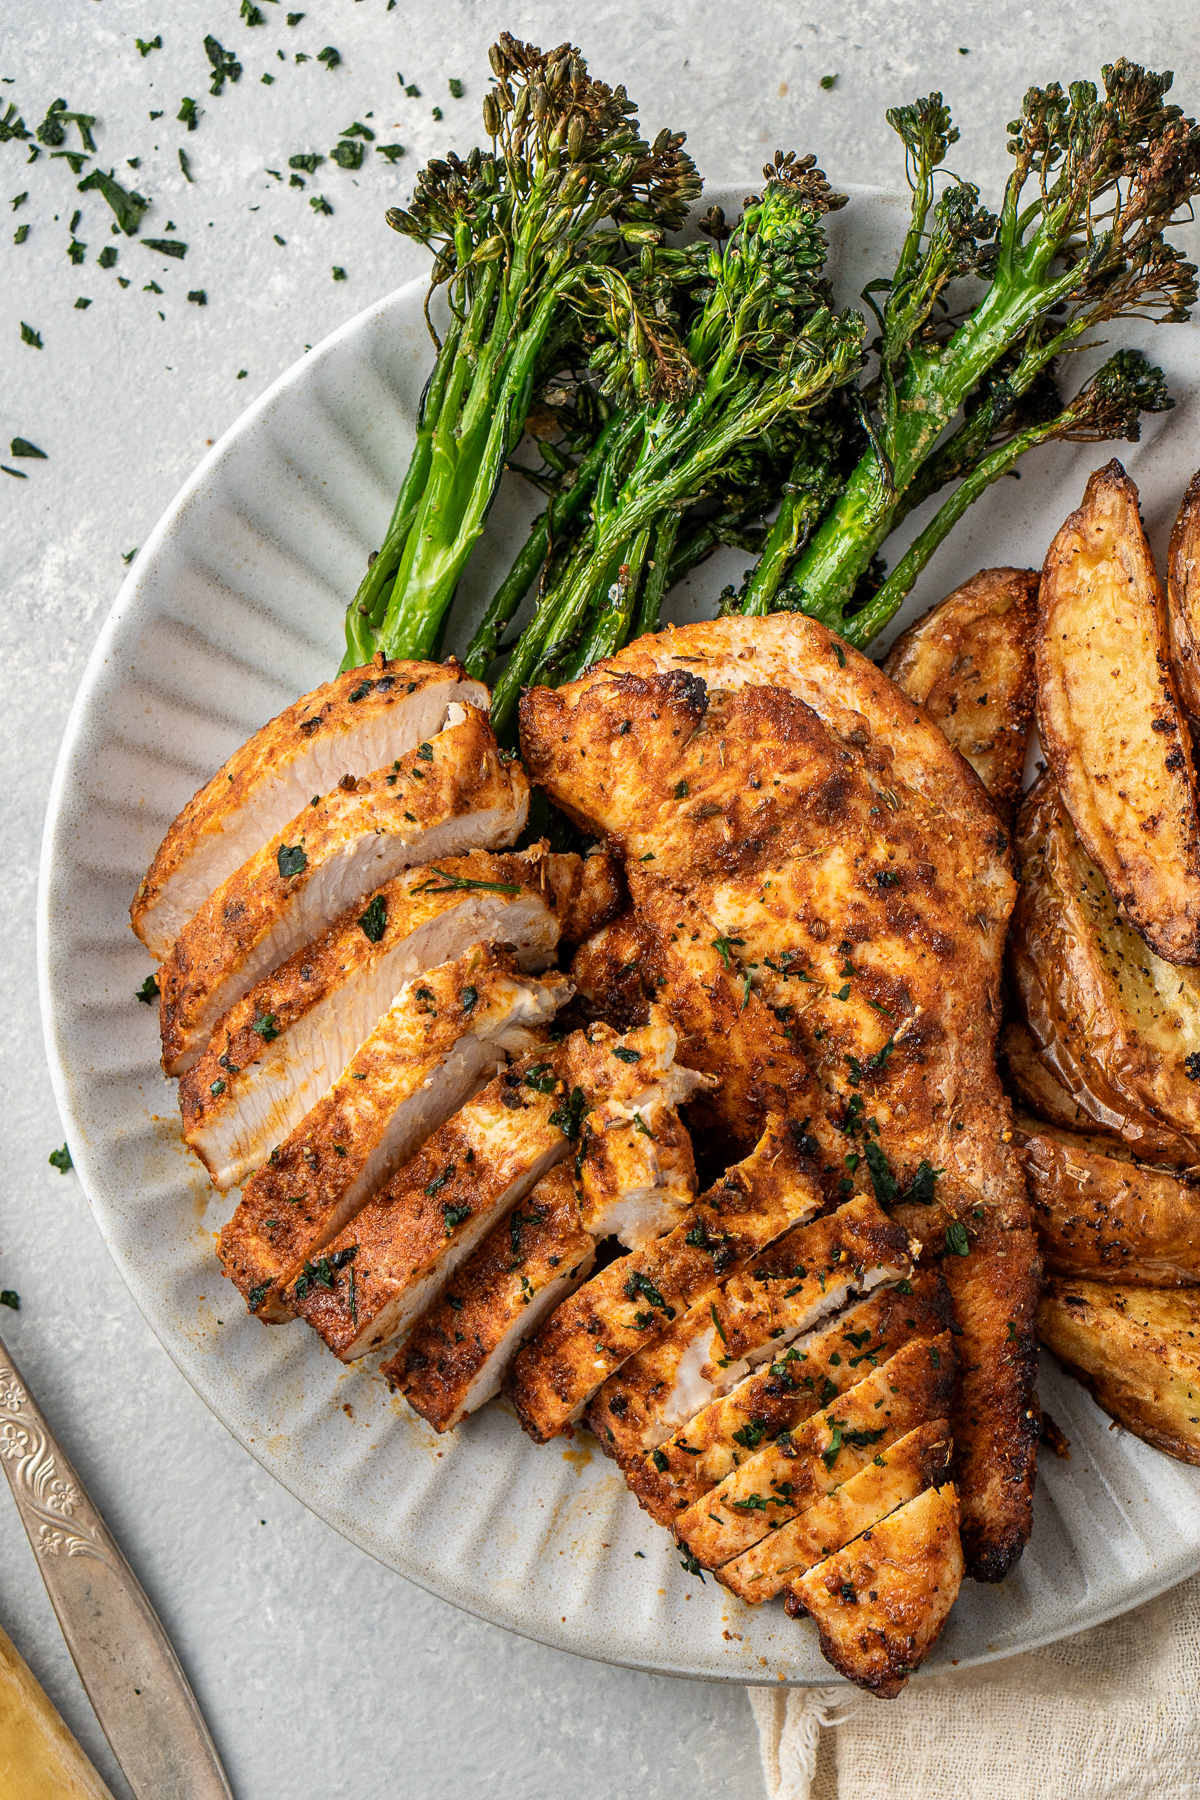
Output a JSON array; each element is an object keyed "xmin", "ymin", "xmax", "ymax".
[
  {"xmin": 779, "ymin": 59, "xmax": 1200, "ymax": 636},
  {"xmin": 342, "ymin": 32, "xmax": 700, "ymax": 669},
  {"xmin": 482, "ymin": 156, "xmax": 864, "ymax": 731},
  {"xmin": 346, "ymin": 50, "xmax": 1198, "ymax": 704}
]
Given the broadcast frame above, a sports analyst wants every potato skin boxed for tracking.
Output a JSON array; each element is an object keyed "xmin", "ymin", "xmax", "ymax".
[
  {"xmin": 1017, "ymin": 1119, "xmax": 1200, "ymax": 1286},
  {"xmin": 1168, "ymin": 468, "xmax": 1200, "ymax": 720},
  {"xmin": 1035, "ymin": 458, "xmax": 1200, "ymax": 964},
  {"xmin": 1008, "ymin": 773, "xmax": 1200, "ymax": 1164},
  {"xmin": 1037, "ymin": 1279, "xmax": 1200, "ymax": 1464},
  {"xmin": 883, "ymin": 566, "xmax": 1037, "ymax": 808}
]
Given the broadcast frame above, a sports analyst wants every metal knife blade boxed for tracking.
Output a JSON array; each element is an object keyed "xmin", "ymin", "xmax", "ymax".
[{"xmin": 0, "ymin": 1332, "xmax": 234, "ymax": 1800}]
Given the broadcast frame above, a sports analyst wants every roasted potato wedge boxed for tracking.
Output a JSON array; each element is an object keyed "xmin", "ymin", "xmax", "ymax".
[
  {"xmin": 882, "ymin": 566, "xmax": 1038, "ymax": 807},
  {"xmin": 1037, "ymin": 1280, "xmax": 1200, "ymax": 1464},
  {"xmin": 1009, "ymin": 773, "xmax": 1200, "ymax": 1163},
  {"xmin": 1168, "ymin": 468, "xmax": 1200, "ymax": 719},
  {"xmin": 1016, "ymin": 1114, "xmax": 1200, "ymax": 1285},
  {"xmin": 1036, "ymin": 459, "xmax": 1200, "ymax": 963},
  {"xmin": 1000, "ymin": 1021, "xmax": 1130, "ymax": 1139}
]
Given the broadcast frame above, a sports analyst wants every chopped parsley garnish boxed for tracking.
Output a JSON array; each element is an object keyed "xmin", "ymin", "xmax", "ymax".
[
  {"xmin": 709, "ymin": 1302, "xmax": 727, "ymax": 1344},
  {"xmin": 448, "ymin": 78, "xmax": 465, "ymax": 98},
  {"xmin": 331, "ymin": 140, "xmax": 364, "ymax": 169},
  {"xmin": 673, "ymin": 779, "xmax": 689, "ymax": 798},
  {"xmin": 651, "ymin": 1449, "xmax": 669, "ymax": 1473},
  {"xmin": 732, "ymin": 1419, "xmax": 766, "ymax": 1450},
  {"xmin": 902, "ymin": 1159, "xmax": 940, "ymax": 1205},
  {"xmin": 357, "ymin": 893, "xmax": 387, "ymax": 942},
  {"xmin": 79, "ymin": 165, "xmax": 150, "ymax": 235},
  {"xmin": 332, "ymin": 264, "xmax": 347, "ymax": 279},
  {"xmin": 0, "ymin": 1291, "xmax": 19, "ymax": 1312},
  {"xmin": 204, "ymin": 36, "xmax": 243, "ymax": 96},
  {"xmin": 624, "ymin": 1270, "xmax": 675, "ymax": 1319},
  {"xmin": 251, "ymin": 1012, "xmax": 280, "ymax": 1042},
  {"xmin": 443, "ymin": 1201, "xmax": 471, "ymax": 1235},
  {"xmin": 864, "ymin": 1139, "xmax": 898, "ymax": 1204},
  {"xmin": 98, "ymin": 245, "xmax": 118, "ymax": 268},
  {"xmin": 247, "ymin": 1282, "xmax": 272, "ymax": 1312},
  {"xmin": 210, "ymin": 1079, "xmax": 226, "ymax": 1097},
  {"xmin": 143, "ymin": 238, "xmax": 187, "ymax": 258},
  {"xmin": 523, "ymin": 1062, "xmax": 557, "ymax": 1095},
  {"xmin": 711, "ymin": 934, "xmax": 745, "ymax": 969},
  {"xmin": 178, "ymin": 96, "xmax": 201, "ymax": 131},
  {"xmin": 632, "ymin": 1111, "xmax": 655, "ymax": 1139},
  {"xmin": 945, "ymin": 1219, "xmax": 971, "ymax": 1257},
  {"xmin": 20, "ymin": 322, "xmax": 42, "ymax": 347},
  {"xmin": 416, "ymin": 740, "xmax": 434, "ymax": 760},
  {"xmin": 277, "ymin": 843, "xmax": 307, "ymax": 877},
  {"xmin": 135, "ymin": 972, "xmax": 160, "ymax": 1004},
  {"xmin": 376, "ymin": 145, "xmax": 404, "ymax": 164},
  {"xmin": 611, "ymin": 1045, "xmax": 642, "ymax": 1064},
  {"xmin": 677, "ymin": 1548, "xmax": 706, "ymax": 1582},
  {"xmin": 425, "ymin": 1164, "xmax": 457, "ymax": 1198},
  {"xmin": 136, "ymin": 35, "xmax": 162, "ymax": 55},
  {"xmin": 550, "ymin": 1084, "xmax": 586, "ymax": 1139},
  {"xmin": 460, "ymin": 984, "xmax": 478, "ymax": 1012},
  {"xmin": 409, "ymin": 867, "xmax": 522, "ymax": 896},
  {"xmin": 289, "ymin": 152, "xmax": 324, "ymax": 174},
  {"xmin": 316, "ymin": 45, "xmax": 341, "ymax": 70},
  {"xmin": 48, "ymin": 1143, "xmax": 72, "ymax": 1173}
]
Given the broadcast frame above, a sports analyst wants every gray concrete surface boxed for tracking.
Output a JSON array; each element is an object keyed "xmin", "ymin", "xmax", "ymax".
[{"xmin": 4, "ymin": 3, "xmax": 1199, "ymax": 1794}]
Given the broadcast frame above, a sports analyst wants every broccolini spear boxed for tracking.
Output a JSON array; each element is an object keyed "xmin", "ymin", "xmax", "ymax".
[
  {"xmin": 486, "ymin": 157, "xmax": 865, "ymax": 731},
  {"xmin": 342, "ymin": 33, "xmax": 700, "ymax": 668},
  {"xmin": 768, "ymin": 62, "xmax": 1200, "ymax": 640}
]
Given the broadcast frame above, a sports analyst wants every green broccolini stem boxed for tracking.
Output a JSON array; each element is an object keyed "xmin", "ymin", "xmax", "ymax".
[{"xmin": 462, "ymin": 409, "xmax": 629, "ymax": 679}]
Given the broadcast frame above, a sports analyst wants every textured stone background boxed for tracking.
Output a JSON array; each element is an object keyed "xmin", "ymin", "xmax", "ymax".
[{"xmin": 3, "ymin": 4, "xmax": 1198, "ymax": 1795}]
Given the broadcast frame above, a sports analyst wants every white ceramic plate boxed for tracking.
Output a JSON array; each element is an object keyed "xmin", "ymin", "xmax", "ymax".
[{"xmin": 39, "ymin": 188, "xmax": 1200, "ymax": 1687}]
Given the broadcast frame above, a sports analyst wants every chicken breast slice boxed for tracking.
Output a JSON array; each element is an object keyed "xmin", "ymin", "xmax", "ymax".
[
  {"xmin": 567, "ymin": 1017, "xmax": 715, "ymax": 1247},
  {"xmin": 784, "ymin": 1483, "xmax": 964, "ymax": 1698},
  {"xmin": 584, "ymin": 1195, "xmax": 913, "ymax": 1465},
  {"xmin": 721, "ymin": 1417, "xmax": 952, "ymax": 1603},
  {"xmin": 606, "ymin": 1274, "xmax": 951, "ymax": 1527},
  {"xmin": 217, "ymin": 945, "xmax": 569, "ymax": 1319},
  {"xmin": 159, "ymin": 704, "xmax": 528, "ymax": 1075},
  {"xmin": 288, "ymin": 1015, "xmax": 704, "ymax": 1361},
  {"xmin": 133, "ymin": 655, "xmax": 488, "ymax": 957},
  {"xmin": 504, "ymin": 1118, "xmax": 827, "ymax": 1443},
  {"xmin": 673, "ymin": 1332, "xmax": 956, "ymax": 1571},
  {"xmin": 383, "ymin": 1164, "xmax": 597, "ymax": 1431},
  {"xmin": 286, "ymin": 1048, "xmax": 576, "ymax": 1360},
  {"xmin": 179, "ymin": 847, "xmax": 608, "ymax": 1191}
]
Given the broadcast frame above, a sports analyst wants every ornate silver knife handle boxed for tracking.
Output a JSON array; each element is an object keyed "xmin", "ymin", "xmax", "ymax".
[{"xmin": 0, "ymin": 1332, "xmax": 235, "ymax": 1800}]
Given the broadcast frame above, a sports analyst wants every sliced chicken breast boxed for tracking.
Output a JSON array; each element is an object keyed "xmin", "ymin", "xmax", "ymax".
[
  {"xmin": 133, "ymin": 655, "xmax": 488, "ymax": 957},
  {"xmin": 180, "ymin": 848, "xmax": 592, "ymax": 1191},
  {"xmin": 567, "ymin": 1018, "xmax": 715, "ymax": 1247},
  {"xmin": 160, "ymin": 705, "xmax": 528, "ymax": 1075},
  {"xmin": 218, "ymin": 945, "xmax": 569, "ymax": 1319},
  {"xmin": 585, "ymin": 1196, "xmax": 913, "ymax": 1466},
  {"xmin": 673, "ymin": 1332, "xmax": 955, "ymax": 1571},
  {"xmin": 287, "ymin": 1049, "xmax": 577, "ymax": 1360},
  {"xmin": 290, "ymin": 1016, "xmax": 704, "ymax": 1360},
  {"xmin": 784, "ymin": 1483, "xmax": 964, "ymax": 1698},
  {"xmin": 721, "ymin": 1417, "xmax": 952, "ymax": 1603},
  {"xmin": 504, "ymin": 1119, "xmax": 827, "ymax": 1443},
  {"xmin": 383, "ymin": 1165, "xmax": 597, "ymax": 1432},
  {"xmin": 606, "ymin": 1274, "xmax": 951, "ymax": 1527}
]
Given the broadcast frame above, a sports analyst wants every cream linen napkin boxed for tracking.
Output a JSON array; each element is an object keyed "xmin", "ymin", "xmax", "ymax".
[{"xmin": 749, "ymin": 1571, "xmax": 1200, "ymax": 1800}]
